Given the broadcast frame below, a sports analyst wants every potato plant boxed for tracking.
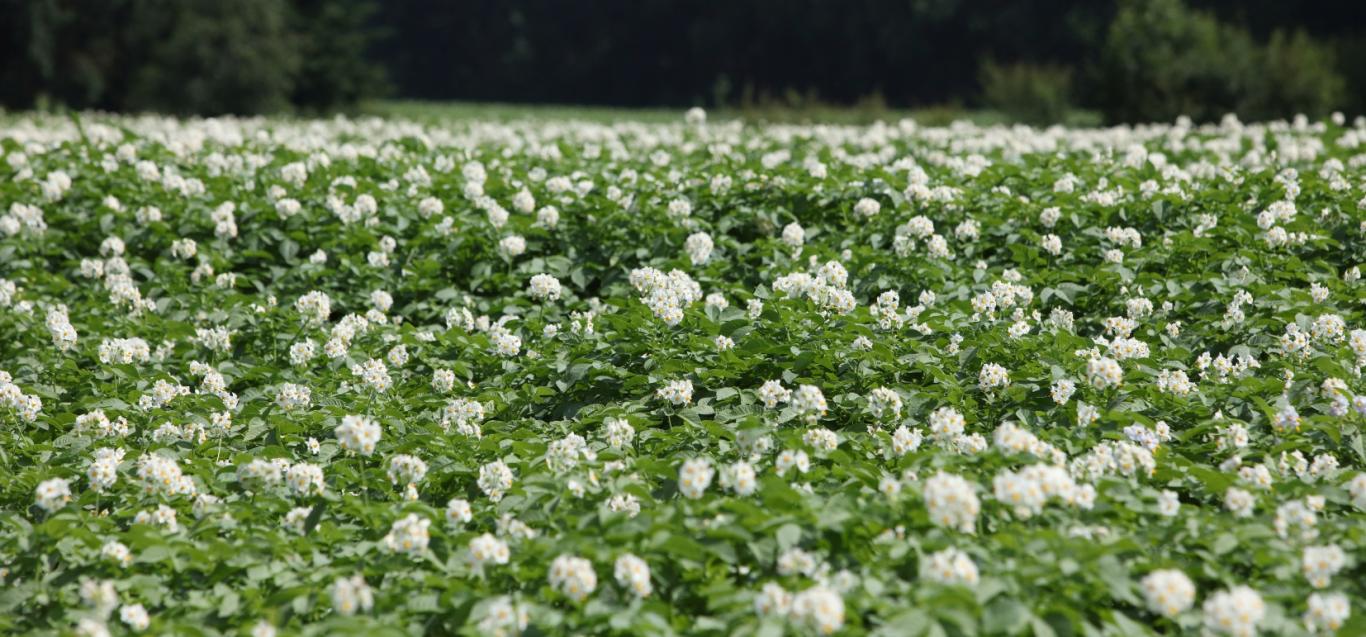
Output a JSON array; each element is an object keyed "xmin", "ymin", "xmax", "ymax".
[{"xmin": 1, "ymin": 109, "xmax": 1365, "ymax": 636}]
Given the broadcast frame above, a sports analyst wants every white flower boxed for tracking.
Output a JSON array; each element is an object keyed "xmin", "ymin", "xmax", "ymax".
[
  {"xmin": 757, "ymin": 380, "xmax": 792, "ymax": 408},
  {"xmin": 679, "ymin": 458, "xmax": 714, "ymax": 499},
  {"xmin": 119, "ymin": 604, "xmax": 150, "ymax": 631},
  {"xmin": 432, "ymin": 369, "xmax": 456, "ymax": 393},
  {"xmin": 469, "ymin": 533, "xmax": 511, "ymax": 568},
  {"xmin": 101, "ymin": 541, "xmax": 132, "ymax": 567},
  {"xmin": 512, "ymin": 189, "xmax": 535, "ymax": 213},
  {"xmin": 537, "ymin": 205, "xmax": 559, "ymax": 228},
  {"xmin": 1141, "ymin": 569, "xmax": 1196, "ymax": 618},
  {"xmin": 284, "ymin": 507, "xmax": 311, "ymax": 533},
  {"xmin": 775, "ymin": 449, "xmax": 810, "ymax": 476},
  {"xmin": 923, "ymin": 548, "xmax": 979, "ymax": 587},
  {"xmin": 442, "ymin": 398, "xmax": 486, "ymax": 436},
  {"xmin": 1225, "ymin": 487, "xmax": 1255, "ymax": 517},
  {"xmin": 720, "ymin": 461, "xmax": 757, "ymax": 496},
  {"xmin": 499, "ymin": 235, "xmax": 527, "ymax": 257},
  {"xmin": 755, "ymin": 582, "xmax": 792, "ymax": 616},
  {"xmin": 803, "ymin": 427, "xmax": 838, "ymax": 452},
  {"xmin": 80, "ymin": 578, "xmax": 119, "ymax": 614},
  {"xmin": 349, "ymin": 358, "xmax": 392, "ymax": 393},
  {"xmin": 777, "ymin": 547, "xmax": 819, "ymax": 577},
  {"xmin": 289, "ymin": 340, "xmax": 316, "ymax": 366},
  {"xmin": 979, "ymin": 363, "xmax": 1010, "ymax": 391},
  {"xmin": 35, "ymin": 477, "xmax": 71, "ymax": 513},
  {"xmin": 685, "ymin": 232, "xmax": 714, "ymax": 265},
  {"xmin": 924, "ymin": 472, "xmax": 980, "ymax": 533},
  {"xmin": 792, "ymin": 385, "xmax": 828, "ymax": 422},
  {"xmin": 604, "ymin": 417, "xmax": 634, "ymax": 449},
  {"xmin": 1203, "ymin": 586, "xmax": 1265, "ymax": 636},
  {"xmin": 1272, "ymin": 404, "xmax": 1301, "ymax": 433},
  {"xmin": 891, "ymin": 425, "xmax": 923, "ymax": 456},
  {"xmin": 854, "ymin": 197, "xmax": 881, "ymax": 217},
  {"xmin": 1305, "ymin": 592, "xmax": 1350, "ymax": 633},
  {"xmin": 336, "ymin": 415, "xmax": 381, "ymax": 456},
  {"xmin": 548, "ymin": 554, "xmax": 597, "ymax": 602},
  {"xmin": 382, "ymin": 514, "xmax": 432, "ymax": 556},
  {"xmin": 275, "ymin": 382, "xmax": 311, "ymax": 411},
  {"xmin": 285, "ymin": 462, "xmax": 325, "ymax": 496},
  {"xmin": 1302, "ymin": 545, "xmax": 1346, "ymax": 588},
  {"xmin": 75, "ymin": 619, "xmax": 110, "ymax": 637},
  {"xmin": 614, "ymin": 553, "xmax": 652, "ymax": 597},
  {"xmin": 1041, "ymin": 234, "xmax": 1062, "ymax": 255},
  {"xmin": 791, "ymin": 585, "xmax": 845, "ymax": 635},
  {"xmin": 478, "ymin": 597, "xmax": 529, "ymax": 636},
  {"xmin": 446, "ymin": 498, "xmax": 473, "ymax": 526},
  {"xmin": 294, "ymin": 290, "xmax": 332, "ymax": 324},
  {"xmin": 331, "ymin": 575, "xmax": 374, "ymax": 616},
  {"xmin": 528, "ymin": 274, "xmax": 562, "ymax": 301},
  {"xmin": 607, "ymin": 493, "xmax": 641, "ymax": 518},
  {"xmin": 1051, "ymin": 379, "xmax": 1076, "ymax": 404},
  {"xmin": 1086, "ymin": 356, "xmax": 1123, "ymax": 389},
  {"xmin": 929, "ymin": 406, "xmax": 966, "ymax": 441},
  {"xmin": 667, "ymin": 198, "xmax": 692, "ymax": 219},
  {"xmin": 1157, "ymin": 490, "xmax": 1181, "ymax": 516},
  {"xmin": 387, "ymin": 454, "xmax": 428, "ymax": 487},
  {"xmin": 657, "ymin": 379, "xmax": 694, "ymax": 405},
  {"xmin": 868, "ymin": 387, "xmax": 902, "ymax": 421},
  {"xmin": 478, "ymin": 461, "xmax": 515, "ymax": 501},
  {"xmin": 1348, "ymin": 473, "xmax": 1366, "ymax": 509}
]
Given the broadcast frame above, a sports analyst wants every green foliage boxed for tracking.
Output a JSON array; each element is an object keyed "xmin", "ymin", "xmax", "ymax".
[
  {"xmin": 1243, "ymin": 30, "xmax": 1346, "ymax": 121},
  {"xmin": 1, "ymin": 0, "xmax": 1359, "ymax": 122},
  {"xmin": 0, "ymin": 0, "xmax": 383, "ymax": 116},
  {"xmin": 1094, "ymin": 0, "xmax": 1348, "ymax": 123},
  {"xmin": 978, "ymin": 61, "xmax": 1074, "ymax": 126},
  {"xmin": 289, "ymin": 0, "xmax": 389, "ymax": 114},
  {"xmin": 124, "ymin": 0, "xmax": 300, "ymax": 116},
  {"xmin": 1094, "ymin": 0, "xmax": 1256, "ymax": 123},
  {"xmin": 1, "ymin": 97, "xmax": 1366, "ymax": 637}
]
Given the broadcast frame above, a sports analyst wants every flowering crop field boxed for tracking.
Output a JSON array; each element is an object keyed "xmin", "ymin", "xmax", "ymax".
[{"xmin": 2, "ymin": 109, "xmax": 1366, "ymax": 637}]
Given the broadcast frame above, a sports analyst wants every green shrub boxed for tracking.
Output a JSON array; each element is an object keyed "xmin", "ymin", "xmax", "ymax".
[
  {"xmin": 289, "ymin": 0, "xmax": 389, "ymax": 114},
  {"xmin": 1094, "ymin": 0, "xmax": 1257, "ymax": 123},
  {"xmin": 1093, "ymin": 0, "xmax": 1346, "ymax": 123},
  {"xmin": 1240, "ymin": 29, "xmax": 1345, "ymax": 121},
  {"xmin": 978, "ymin": 61, "xmax": 1074, "ymax": 125},
  {"xmin": 1, "ymin": 0, "xmax": 383, "ymax": 116},
  {"xmin": 124, "ymin": 0, "xmax": 300, "ymax": 116}
]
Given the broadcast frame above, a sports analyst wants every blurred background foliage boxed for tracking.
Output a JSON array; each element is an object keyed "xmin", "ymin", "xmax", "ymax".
[{"xmin": 0, "ymin": 0, "xmax": 1361, "ymax": 123}]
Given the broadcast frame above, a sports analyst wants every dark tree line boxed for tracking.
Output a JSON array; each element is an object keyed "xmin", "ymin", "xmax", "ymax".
[
  {"xmin": 372, "ymin": 0, "xmax": 1113, "ymax": 109},
  {"xmin": 0, "ymin": 0, "xmax": 382, "ymax": 116},
  {"xmin": 1, "ymin": 0, "xmax": 1362, "ymax": 122}
]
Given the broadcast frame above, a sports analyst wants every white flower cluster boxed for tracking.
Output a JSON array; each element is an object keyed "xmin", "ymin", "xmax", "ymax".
[
  {"xmin": 1141, "ymin": 569, "xmax": 1196, "ymax": 618},
  {"xmin": 613, "ymin": 553, "xmax": 652, "ymax": 597},
  {"xmin": 0, "ymin": 371, "xmax": 42, "ymax": 422},
  {"xmin": 548, "ymin": 554, "xmax": 597, "ymax": 602},
  {"xmin": 1202, "ymin": 586, "xmax": 1265, "ymax": 636},
  {"xmin": 330, "ymin": 575, "xmax": 374, "ymax": 616},
  {"xmin": 629, "ymin": 267, "xmax": 702, "ymax": 326},
  {"xmin": 382, "ymin": 513, "xmax": 431, "ymax": 556},
  {"xmin": 772, "ymin": 261, "xmax": 857, "ymax": 315},
  {"xmin": 923, "ymin": 547, "xmax": 979, "ymax": 587},
  {"xmin": 9, "ymin": 108, "xmax": 1366, "ymax": 636},
  {"xmin": 924, "ymin": 472, "xmax": 980, "ymax": 533},
  {"xmin": 657, "ymin": 379, "xmax": 694, "ymax": 405}
]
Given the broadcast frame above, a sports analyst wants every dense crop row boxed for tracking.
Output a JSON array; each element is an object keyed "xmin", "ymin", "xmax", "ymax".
[{"xmin": 2, "ymin": 109, "xmax": 1366, "ymax": 635}]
